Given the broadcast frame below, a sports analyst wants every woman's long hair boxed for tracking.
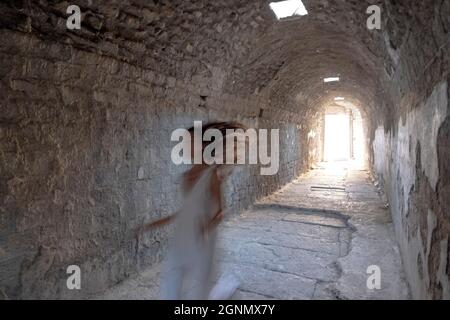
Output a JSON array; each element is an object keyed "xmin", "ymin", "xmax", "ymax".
[
  {"xmin": 188, "ymin": 121, "xmax": 248, "ymax": 163},
  {"xmin": 187, "ymin": 121, "xmax": 247, "ymax": 136}
]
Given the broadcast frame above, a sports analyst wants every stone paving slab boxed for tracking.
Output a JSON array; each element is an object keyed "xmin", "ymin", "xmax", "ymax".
[
  {"xmin": 282, "ymin": 213, "xmax": 347, "ymax": 228},
  {"xmin": 214, "ymin": 262, "xmax": 316, "ymax": 300},
  {"xmin": 217, "ymin": 227, "xmax": 341, "ymax": 256},
  {"xmin": 217, "ymin": 241, "xmax": 339, "ymax": 281}
]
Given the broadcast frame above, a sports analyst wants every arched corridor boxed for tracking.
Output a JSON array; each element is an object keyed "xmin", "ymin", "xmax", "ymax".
[{"xmin": 0, "ymin": 0, "xmax": 449, "ymax": 300}]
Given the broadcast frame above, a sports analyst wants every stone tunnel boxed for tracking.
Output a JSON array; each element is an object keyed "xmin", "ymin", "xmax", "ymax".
[{"xmin": 0, "ymin": 0, "xmax": 449, "ymax": 300}]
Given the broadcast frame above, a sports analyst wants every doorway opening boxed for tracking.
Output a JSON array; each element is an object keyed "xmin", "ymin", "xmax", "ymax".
[
  {"xmin": 324, "ymin": 113, "xmax": 350, "ymax": 161},
  {"xmin": 323, "ymin": 107, "xmax": 365, "ymax": 164}
]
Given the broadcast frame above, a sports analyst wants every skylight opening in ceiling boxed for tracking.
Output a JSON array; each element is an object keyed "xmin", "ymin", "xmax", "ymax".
[
  {"xmin": 269, "ymin": 0, "xmax": 308, "ymax": 20},
  {"xmin": 324, "ymin": 77, "xmax": 340, "ymax": 83}
]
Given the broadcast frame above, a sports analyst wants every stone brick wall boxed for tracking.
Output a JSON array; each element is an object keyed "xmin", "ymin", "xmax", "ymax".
[
  {"xmin": 0, "ymin": 27, "xmax": 310, "ymax": 299},
  {"xmin": 372, "ymin": 81, "xmax": 450, "ymax": 300},
  {"xmin": 369, "ymin": 0, "xmax": 450, "ymax": 299}
]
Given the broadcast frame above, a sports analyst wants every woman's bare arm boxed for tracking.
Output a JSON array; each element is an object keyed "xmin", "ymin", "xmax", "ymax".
[
  {"xmin": 135, "ymin": 212, "xmax": 178, "ymax": 239},
  {"xmin": 136, "ymin": 169, "xmax": 192, "ymax": 239},
  {"xmin": 143, "ymin": 214, "xmax": 177, "ymax": 231}
]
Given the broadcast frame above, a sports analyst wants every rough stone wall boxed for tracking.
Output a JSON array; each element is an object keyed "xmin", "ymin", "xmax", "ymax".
[
  {"xmin": 370, "ymin": 0, "xmax": 449, "ymax": 298},
  {"xmin": 0, "ymin": 25, "xmax": 309, "ymax": 299},
  {"xmin": 373, "ymin": 82, "xmax": 449, "ymax": 299}
]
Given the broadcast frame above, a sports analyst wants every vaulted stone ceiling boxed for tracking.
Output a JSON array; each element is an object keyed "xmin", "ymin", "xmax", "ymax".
[{"xmin": 1, "ymin": 0, "xmax": 448, "ymax": 129}]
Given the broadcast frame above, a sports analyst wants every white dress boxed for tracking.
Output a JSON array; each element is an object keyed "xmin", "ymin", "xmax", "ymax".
[{"xmin": 160, "ymin": 166, "xmax": 220, "ymax": 300}]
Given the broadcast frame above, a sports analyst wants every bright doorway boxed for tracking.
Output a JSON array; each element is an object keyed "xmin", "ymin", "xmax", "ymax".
[{"xmin": 324, "ymin": 113, "xmax": 351, "ymax": 162}]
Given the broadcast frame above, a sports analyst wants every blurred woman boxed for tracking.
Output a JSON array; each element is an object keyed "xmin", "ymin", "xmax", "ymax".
[{"xmin": 137, "ymin": 122, "xmax": 246, "ymax": 300}]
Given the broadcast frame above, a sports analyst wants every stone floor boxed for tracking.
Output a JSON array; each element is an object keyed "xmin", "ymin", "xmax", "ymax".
[{"xmin": 96, "ymin": 162, "xmax": 410, "ymax": 300}]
